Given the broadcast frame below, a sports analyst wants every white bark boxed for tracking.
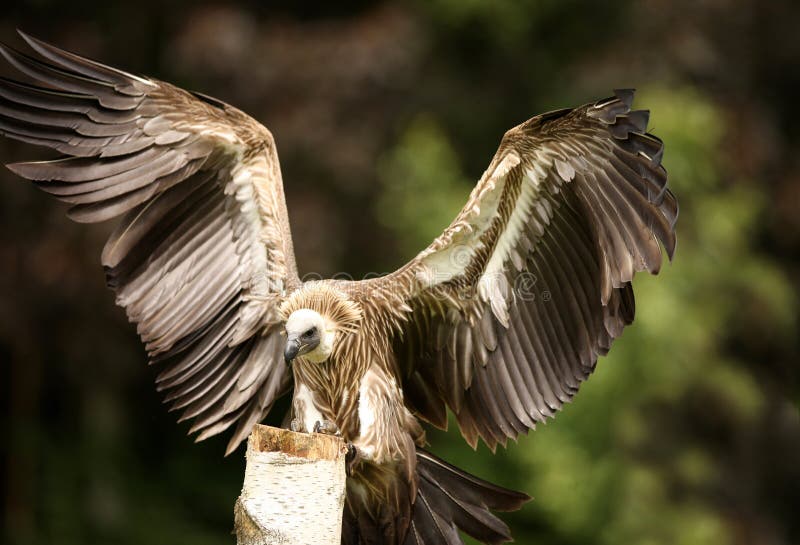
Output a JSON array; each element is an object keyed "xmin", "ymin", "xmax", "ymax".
[{"xmin": 234, "ymin": 424, "xmax": 347, "ymax": 545}]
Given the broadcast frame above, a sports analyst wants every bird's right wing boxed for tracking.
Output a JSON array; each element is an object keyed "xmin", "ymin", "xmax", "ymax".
[{"xmin": 0, "ymin": 33, "xmax": 300, "ymax": 453}]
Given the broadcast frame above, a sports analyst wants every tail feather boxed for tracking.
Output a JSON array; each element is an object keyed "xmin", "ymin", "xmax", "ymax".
[
  {"xmin": 406, "ymin": 449, "xmax": 530, "ymax": 545},
  {"xmin": 416, "ymin": 476, "xmax": 510, "ymax": 542},
  {"xmin": 406, "ymin": 494, "xmax": 463, "ymax": 545}
]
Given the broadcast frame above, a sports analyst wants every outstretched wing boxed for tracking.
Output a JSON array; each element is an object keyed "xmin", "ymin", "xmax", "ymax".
[
  {"xmin": 0, "ymin": 33, "xmax": 300, "ymax": 453},
  {"xmin": 381, "ymin": 90, "xmax": 677, "ymax": 449}
]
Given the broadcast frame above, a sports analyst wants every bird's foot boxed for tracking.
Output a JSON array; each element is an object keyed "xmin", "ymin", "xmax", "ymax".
[
  {"xmin": 290, "ymin": 418, "xmax": 302, "ymax": 433},
  {"xmin": 345, "ymin": 443, "xmax": 360, "ymax": 476},
  {"xmin": 313, "ymin": 420, "xmax": 341, "ymax": 436}
]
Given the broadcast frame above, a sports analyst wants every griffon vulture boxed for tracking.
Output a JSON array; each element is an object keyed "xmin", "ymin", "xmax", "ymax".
[{"xmin": 0, "ymin": 32, "xmax": 677, "ymax": 545}]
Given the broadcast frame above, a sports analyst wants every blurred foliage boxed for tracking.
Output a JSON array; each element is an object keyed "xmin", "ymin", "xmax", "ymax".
[
  {"xmin": 2, "ymin": 1, "xmax": 799, "ymax": 545},
  {"xmin": 376, "ymin": 115, "xmax": 471, "ymax": 258}
]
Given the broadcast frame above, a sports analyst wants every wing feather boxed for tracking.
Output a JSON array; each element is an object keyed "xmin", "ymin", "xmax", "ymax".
[
  {"xmin": 0, "ymin": 34, "xmax": 299, "ymax": 453},
  {"xmin": 380, "ymin": 90, "xmax": 676, "ymax": 449}
]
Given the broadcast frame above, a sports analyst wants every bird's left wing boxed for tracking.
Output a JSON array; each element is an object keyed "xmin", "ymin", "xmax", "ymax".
[
  {"xmin": 375, "ymin": 90, "xmax": 677, "ymax": 450},
  {"xmin": 0, "ymin": 33, "xmax": 300, "ymax": 453}
]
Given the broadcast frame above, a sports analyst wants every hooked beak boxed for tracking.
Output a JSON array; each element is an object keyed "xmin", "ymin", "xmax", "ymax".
[
  {"xmin": 284, "ymin": 337, "xmax": 301, "ymax": 365},
  {"xmin": 284, "ymin": 328, "xmax": 322, "ymax": 365}
]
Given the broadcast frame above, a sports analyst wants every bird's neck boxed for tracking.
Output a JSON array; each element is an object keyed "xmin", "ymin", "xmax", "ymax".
[{"xmin": 292, "ymin": 347, "xmax": 369, "ymax": 440}]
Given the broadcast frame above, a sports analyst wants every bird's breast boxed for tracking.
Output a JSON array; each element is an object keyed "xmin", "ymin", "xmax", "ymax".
[
  {"xmin": 293, "ymin": 382, "xmax": 327, "ymax": 433},
  {"xmin": 291, "ymin": 359, "xmax": 362, "ymax": 439}
]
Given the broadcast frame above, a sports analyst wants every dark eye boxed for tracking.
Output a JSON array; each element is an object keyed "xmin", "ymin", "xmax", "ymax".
[{"xmin": 303, "ymin": 327, "xmax": 316, "ymax": 338}]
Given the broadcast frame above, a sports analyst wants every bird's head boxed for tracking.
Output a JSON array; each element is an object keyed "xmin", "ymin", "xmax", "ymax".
[
  {"xmin": 284, "ymin": 308, "xmax": 332, "ymax": 364},
  {"xmin": 280, "ymin": 283, "xmax": 362, "ymax": 365}
]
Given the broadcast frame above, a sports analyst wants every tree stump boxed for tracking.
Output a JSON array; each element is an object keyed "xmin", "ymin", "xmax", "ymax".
[{"xmin": 234, "ymin": 424, "xmax": 348, "ymax": 545}]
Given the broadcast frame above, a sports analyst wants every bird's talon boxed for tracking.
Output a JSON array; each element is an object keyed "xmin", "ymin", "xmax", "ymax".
[
  {"xmin": 313, "ymin": 420, "xmax": 340, "ymax": 436},
  {"xmin": 290, "ymin": 418, "xmax": 301, "ymax": 432},
  {"xmin": 345, "ymin": 443, "xmax": 360, "ymax": 476}
]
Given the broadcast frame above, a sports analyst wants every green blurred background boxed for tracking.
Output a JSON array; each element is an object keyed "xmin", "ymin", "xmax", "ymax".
[{"xmin": 1, "ymin": 1, "xmax": 799, "ymax": 544}]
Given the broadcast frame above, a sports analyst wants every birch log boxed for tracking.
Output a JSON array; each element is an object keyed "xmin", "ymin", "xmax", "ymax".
[{"xmin": 234, "ymin": 424, "xmax": 347, "ymax": 545}]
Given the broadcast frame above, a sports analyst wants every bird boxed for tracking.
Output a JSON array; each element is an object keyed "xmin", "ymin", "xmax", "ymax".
[{"xmin": 0, "ymin": 32, "xmax": 677, "ymax": 545}]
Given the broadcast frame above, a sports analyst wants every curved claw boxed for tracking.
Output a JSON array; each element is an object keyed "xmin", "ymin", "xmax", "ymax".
[
  {"xmin": 345, "ymin": 443, "xmax": 360, "ymax": 476},
  {"xmin": 313, "ymin": 419, "xmax": 341, "ymax": 436}
]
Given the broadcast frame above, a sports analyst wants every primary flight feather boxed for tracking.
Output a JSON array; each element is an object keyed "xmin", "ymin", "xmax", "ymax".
[{"xmin": 0, "ymin": 32, "xmax": 677, "ymax": 545}]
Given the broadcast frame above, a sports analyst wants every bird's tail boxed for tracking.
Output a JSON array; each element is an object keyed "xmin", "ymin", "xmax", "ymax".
[{"xmin": 405, "ymin": 449, "xmax": 530, "ymax": 545}]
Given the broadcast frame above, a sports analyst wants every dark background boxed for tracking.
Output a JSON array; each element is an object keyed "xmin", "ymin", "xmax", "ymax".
[{"xmin": 2, "ymin": 1, "xmax": 799, "ymax": 544}]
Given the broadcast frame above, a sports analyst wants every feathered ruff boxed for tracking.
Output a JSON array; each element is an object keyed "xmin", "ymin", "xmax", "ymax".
[{"xmin": 280, "ymin": 282, "xmax": 363, "ymax": 334}]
